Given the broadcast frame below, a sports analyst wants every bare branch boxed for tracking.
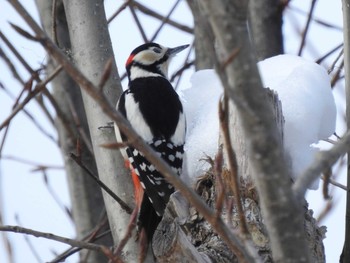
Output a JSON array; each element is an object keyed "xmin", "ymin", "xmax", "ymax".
[
  {"xmin": 70, "ymin": 153, "xmax": 133, "ymax": 214},
  {"xmin": 112, "ymin": 208, "xmax": 138, "ymax": 259},
  {"xmin": 128, "ymin": 4, "xmax": 148, "ymax": 42},
  {"xmin": 131, "ymin": 1, "xmax": 193, "ymax": 34},
  {"xmin": 0, "ymin": 65, "xmax": 62, "ymax": 130},
  {"xmin": 107, "ymin": 0, "xmax": 132, "ymax": 24},
  {"xmin": 219, "ymin": 95, "xmax": 249, "ymax": 236},
  {"xmin": 298, "ymin": 0, "xmax": 317, "ymax": 56},
  {"xmin": 1, "ymin": 155, "xmax": 63, "ymax": 170},
  {"xmin": 51, "ymin": 0, "xmax": 58, "ymax": 45},
  {"xmin": 149, "ymin": 0, "xmax": 181, "ymax": 42},
  {"xmin": 9, "ymin": 22, "xmax": 38, "ymax": 41},
  {"xmin": 42, "ymin": 172, "xmax": 73, "ymax": 220},
  {"xmin": 321, "ymin": 176, "xmax": 347, "ymax": 191},
  {"xmin": 0, "ymin": 225, "xmax": 109, "ymax": 253},
  {"xmin": 1, "ymin": 86, "xmax": 56, "ymax": 143},
  {"xmin": 0, "ymin": 31, "xmax": 36, "ymax": 74},
  {"xmin": 15, "ymin": 216, "xmax": 43, "ymax": 263},
  {"xmin": 316, "ymin": 43, "xmax": 343, "ymax": 64},
  {"xmin": 0, "ymin": 47, "xmax": 24, "ymax": 84},
  {"xmin": 198, "ymin": 0, "xmax": 310, "ymax": 261},
  {"xmin": 293, "ymin": 130, "xmax": 350, "ymax": 201}
]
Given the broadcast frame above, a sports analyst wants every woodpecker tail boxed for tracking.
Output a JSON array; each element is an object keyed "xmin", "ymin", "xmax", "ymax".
[{"xmin": 138, "ymin": 193, "xmax": 162, "ymax": 241}]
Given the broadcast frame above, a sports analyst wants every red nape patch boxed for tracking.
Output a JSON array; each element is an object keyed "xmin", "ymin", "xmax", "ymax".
[{"xmin": 126, "ymin": 54, "xmax": 135, "ymax": 67}]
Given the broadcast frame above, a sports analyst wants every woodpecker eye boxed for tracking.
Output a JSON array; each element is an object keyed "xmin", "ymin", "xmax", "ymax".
[{"xmin": 152, "ymin": 47, "xmax": 162, "ymax": 54}]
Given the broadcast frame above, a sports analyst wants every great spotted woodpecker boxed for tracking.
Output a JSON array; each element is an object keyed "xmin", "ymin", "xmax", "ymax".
[{"xmin": 114, "ymin": 43, "xmax": 188, "ymax": 243}]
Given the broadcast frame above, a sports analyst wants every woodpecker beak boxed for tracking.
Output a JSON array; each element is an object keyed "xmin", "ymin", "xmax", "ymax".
[{"xmin": 167, "ymin": 44, "xmax": 190, "ymax": 57}]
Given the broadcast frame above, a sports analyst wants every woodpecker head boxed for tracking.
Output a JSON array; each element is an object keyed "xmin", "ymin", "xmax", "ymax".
[{"xmin": 125, "ymin": 43, "xmax": 189, "ymax": 81}]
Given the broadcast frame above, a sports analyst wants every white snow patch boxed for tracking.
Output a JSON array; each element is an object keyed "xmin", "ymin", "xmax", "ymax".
[
  {"xmin": 180, "ymin": 55, "xmax": 336, "ymax": 189},
  {"xmin": 179, "ymin": 70, "xmax": 223, "ymax": 184},
  {"xmin": 258, "ymin": 55, "xmax": 336, "ymax": 189}
]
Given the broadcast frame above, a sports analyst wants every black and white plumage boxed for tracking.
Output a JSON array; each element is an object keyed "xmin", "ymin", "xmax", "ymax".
[{"xmin": 114, "ymin": 43, "xmax": 188, "ymax": 241}]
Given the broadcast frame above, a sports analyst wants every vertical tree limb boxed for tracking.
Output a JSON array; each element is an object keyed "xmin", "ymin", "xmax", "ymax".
[
  {"xmin": 197, "ymin": 0, "xmax": 311, "ymax": 262},
  {"xmin": 341, "ymin": 0, "xmax": 350, "ymax": 261},
  {"xmin": 35, "ymin": 1, "xmax": 113, "ymax": 262},
  {"xmin": 60, "ymin": 0, "xmax": 137, "ymax": 261},
  {"xmin": 248, "ymin": 0, "xmax": 284, "ymax": 60}
]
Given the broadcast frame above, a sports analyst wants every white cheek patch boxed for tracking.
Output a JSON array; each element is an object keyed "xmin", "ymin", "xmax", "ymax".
[
  {"xmin": 124, "ymin": 94, "xmax": 154, "ymax": 142},
  {"xmin": 158, "ymin": 62, "xmax": 169, "ymax": 79}
]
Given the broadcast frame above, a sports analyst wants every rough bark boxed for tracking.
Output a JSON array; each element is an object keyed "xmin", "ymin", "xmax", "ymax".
[
  {"xmin": 187, "ymin": 0, "xmax": 214, "ymax": 69},
  {"xmin": 61, "ymin": 0, "xmax": 138, "ymax": 261},
  {"xmin": 248, "ymin": 0, "xmax": 284, "ymax": 61},
  {"xmin": 197, "ymin": 0, "xmax": 311, "ymax": 262},
  {"xmin": 224, "ymin": 91, "xmax": 325, "ymax": 262},
  {"xmin": 35, "ymin": 0, "xmax": 112, "ymax": 262}
]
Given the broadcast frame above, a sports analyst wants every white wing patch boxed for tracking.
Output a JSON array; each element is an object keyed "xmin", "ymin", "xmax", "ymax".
[
  {"xmin": 171, "ymin": 111, "xmax": 186, "ymax": 145},
  {"xmin": 124, "ymin": 94, "xmax": 154, "ymax": 142}
]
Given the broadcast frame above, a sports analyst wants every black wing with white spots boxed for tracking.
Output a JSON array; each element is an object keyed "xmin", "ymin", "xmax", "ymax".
[{"xmin": 126, "ymin": 138, "xmax": 184, "ymax": 217}]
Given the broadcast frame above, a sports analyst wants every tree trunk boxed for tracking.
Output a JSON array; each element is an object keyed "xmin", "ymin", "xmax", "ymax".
[
  {"xmin": 62, "ymin": 0, "xmax": 138, "ymax": 261},
  {"xmin": 187, "ymin": 0, "xmax": 214, "ymax": 69},
  {"xmin": 341, "ymin": 0, "xmax": 350, "ymax": 261},
  {"xmin": 35, "ymin": 0, "xmax": 113, "ymax": 262},
  {"xmin": 248, "ymin": 0, "xmax": 284, "ymax": 61},
  {"xmin": 197, "ymin": 0, "xmax": 312, "ymax": 262},
  {"xmin": 224, "ymin": 91, "xmax": 325, "ymax": 262}
]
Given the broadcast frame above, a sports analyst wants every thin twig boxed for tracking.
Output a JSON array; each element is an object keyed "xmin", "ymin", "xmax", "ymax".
[
  {"xmin": 107, "ymin": 0, "xmax": 133, "ymax": 24},
  {"xmin": 297, "ymin": 0, "xmax": 317, "ymax": 56},
  {"xmin": 66, "ymin": 96, "xmax": 94, "ymax": 154},
  {"xmin": 316, "ymin": 200, "xmax": 333, "ymax": 223},
  {"xmin": 0, "ymin": 65, "xmax": 62, "ymax": 130},
  {"xmin": 15, "ymin": 216, "xmax": 43, "ymax": 263},
  {"xmin": 289, "ymin": 5, "xmax": 343, "ymax": 31},
  {"xmin": 1, "ymin": 155, "xmax": 63, "ymax": 170},
  {"xmin": 293, "ymin": 130, "xmax": 350, "ymax": 201},
  {"xmin": 321, "ymin": 176, "xmax": 347, "ymax": 191},
  {"xmin": 322, "ymin": 168, "xmax": 332, "ymax": 199},
  {"xmin": 0, "ymin": 225, "xmax": 108, "ymax": 253},
  {"xmin": 112, "ymin": 207, "xmax": 138, "ymax": 259},
  {"xmin": 214, "ymin": 147, "xmax": 225, "ymax": 219},
  {"xmin": 0, "ymin": 47, "xmax": 24, "ymax": 84},
  {"xmin": 128, "ymin": 4, "xmax": 148, "ymax": 42},
  {"xmin": 328, "ymin": 48, "xmax": 344, "ymax": 74},
  {"xmin": 149, "ymin": 0, "xmax": 181, "ymax": 42},
  {"xmin": 315, "ymin": 43, "xmax": 343, "ymax": 64},
  {"xmin": 0, "ymin": 210, "xmax": 15, "ymax": 263},
  {"xmin": 50, "ymin": 213, "xmax": 111, "ymax": 263},
  {"xmin": 1, "ymin": 86, "xmax": 56, "ymax": 143},
  {"xmin": 52, "ymin": 0, "xmax": 58, "ymax": 45},
  {"xmin": 42, "ymin": 172, "xmax": 73, "ymax": 220},
  {"xmin": 131, "ymin": 1, "xmax": 193, "ymax": 34},
  {"xmin": 70, "ymin": 153, "xmax": 133, "ymax": 214},
  {"xmin": 331, "ymin": 59, "xmax": 344, "ymax": 87},
  {"xmin": 0, "ymin": 31, "xmax": 36, "ymax": 74},
  {"xmin": 219, "ymin": 95, "xmax": 249, "ymax": 236},
  {"xmin": 10, "ymin": 22, "xmax": 39, "ymax": 41},
  {"xmin": 0, "ymin": 124, "xmax": 10, "ymax": 158}
]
